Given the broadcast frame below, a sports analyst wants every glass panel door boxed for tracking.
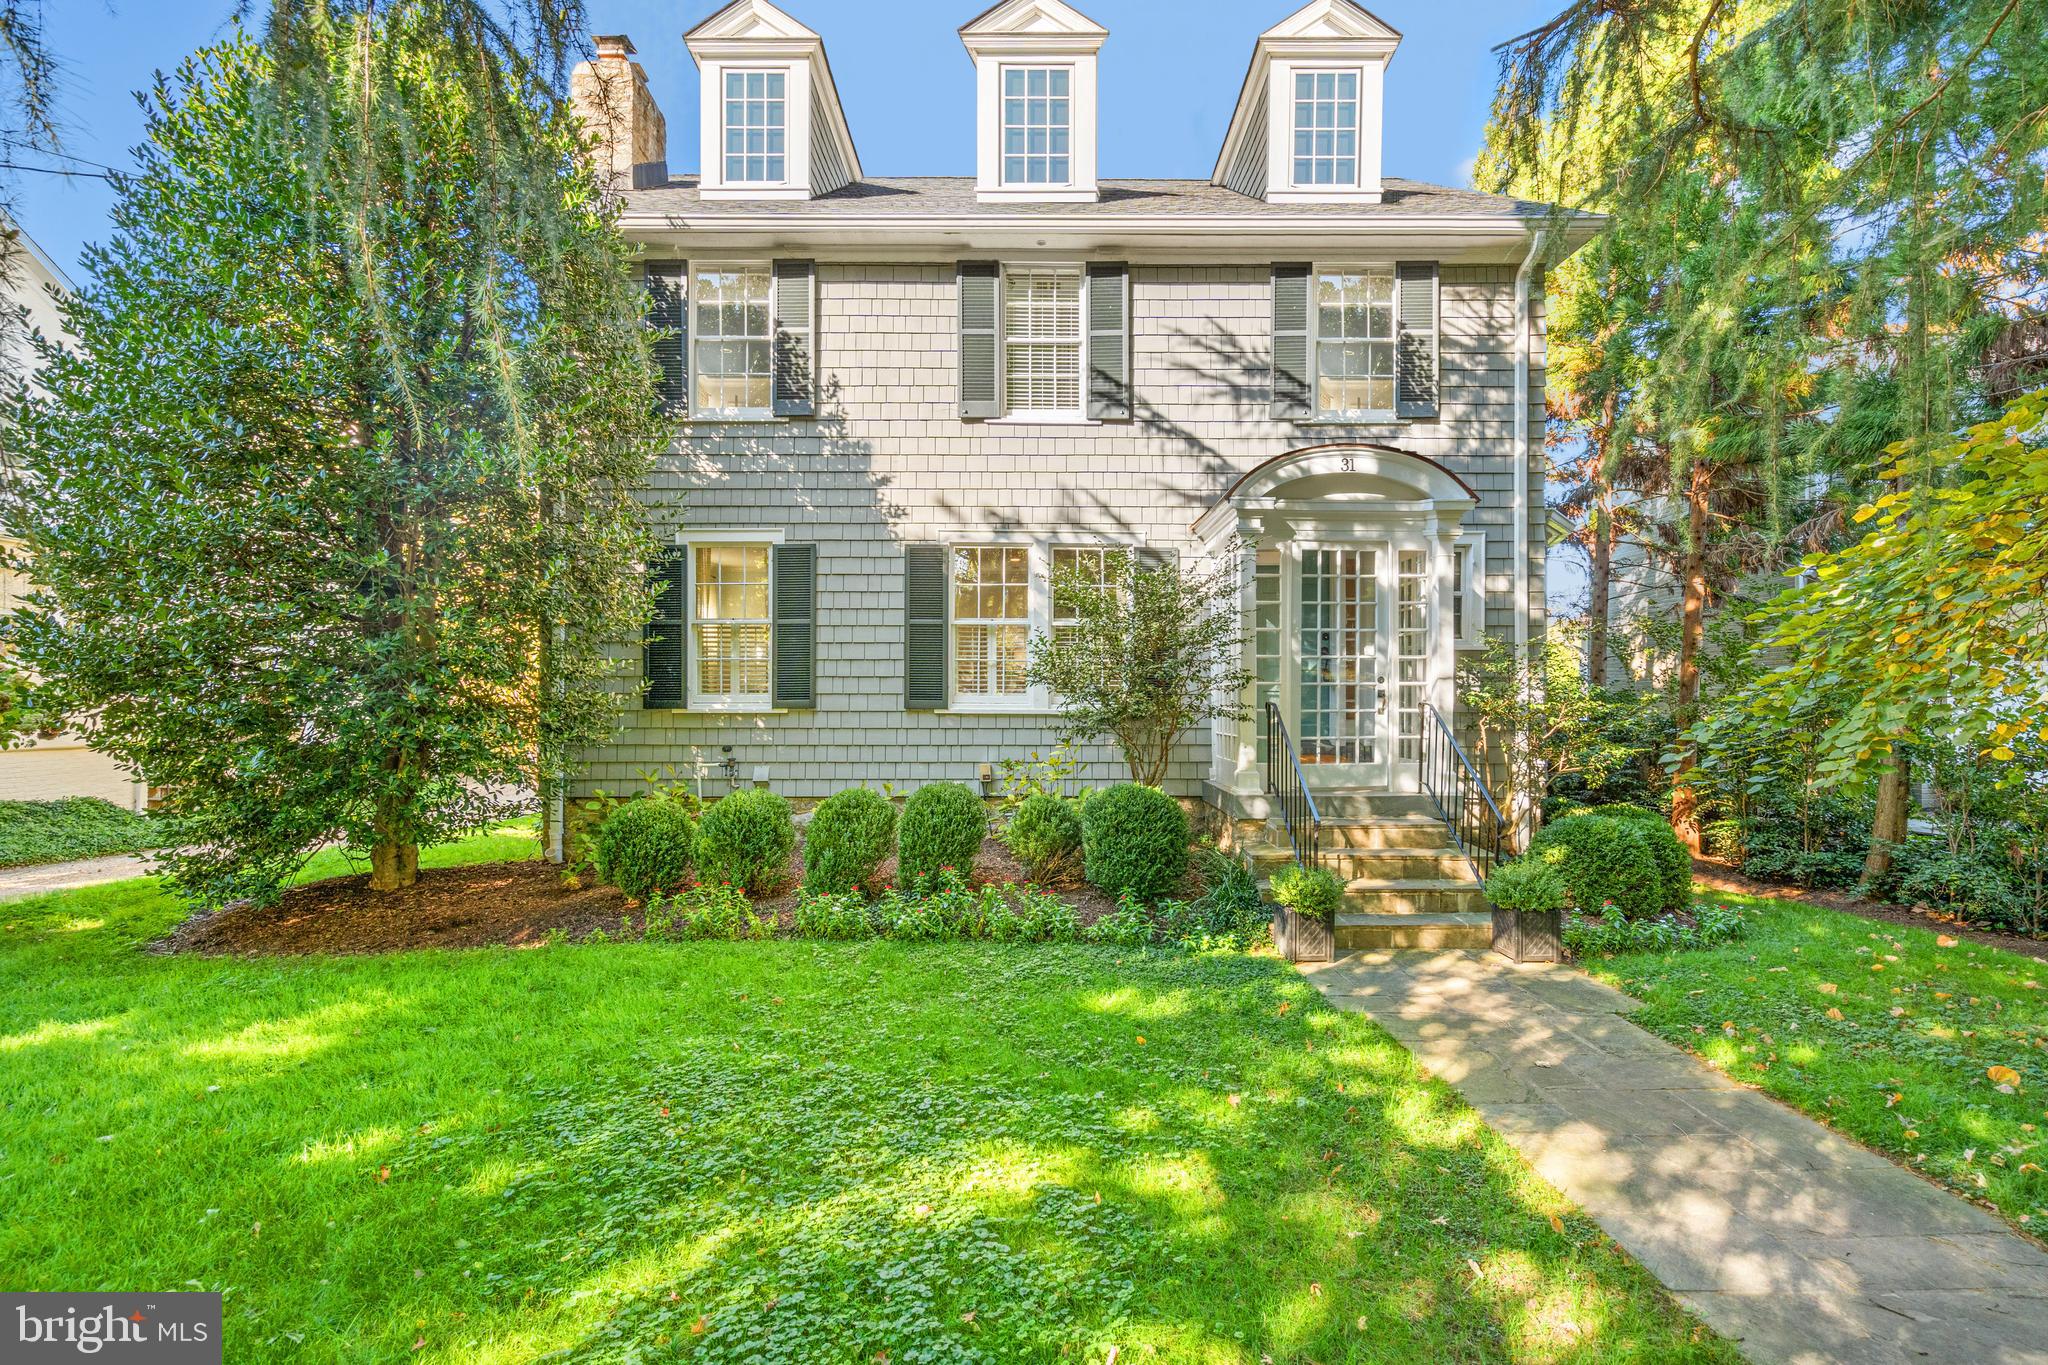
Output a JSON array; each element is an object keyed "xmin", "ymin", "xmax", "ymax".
[{"xmin": 1296, "ymin": 545, "xmax": 1389, "ymax": 787}]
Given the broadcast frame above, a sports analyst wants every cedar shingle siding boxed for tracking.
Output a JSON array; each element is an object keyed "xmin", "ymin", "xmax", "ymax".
[{"xmin": 573, "ymin": 262, "xmax": 1545, "ymax": 800}]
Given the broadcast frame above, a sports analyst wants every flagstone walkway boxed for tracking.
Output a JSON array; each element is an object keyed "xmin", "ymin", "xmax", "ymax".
[{"xmin": 1302, "ymin": 950, "xmax": 2048, "ymax": 1365}]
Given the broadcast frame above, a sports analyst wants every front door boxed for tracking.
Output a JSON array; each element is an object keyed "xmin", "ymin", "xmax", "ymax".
[{"xmin": 1295, "ymin": 544, "xmax": 1391, "ymax": 788}]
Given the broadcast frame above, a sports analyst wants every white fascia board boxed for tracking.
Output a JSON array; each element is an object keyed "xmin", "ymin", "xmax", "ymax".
[{"xmin": 615, "ymin": 212, "xmax": 1601, "ymax": 263}]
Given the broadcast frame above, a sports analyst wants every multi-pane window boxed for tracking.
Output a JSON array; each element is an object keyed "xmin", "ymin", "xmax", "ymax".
[
  {"xmin": 1002, "ymin": 67, "xmax": 1071, "ymax": 185},
  {"xmin": 953, "ymin": 547, "xmax": 1031, "ymax": 702},
  {"xmin": 693, "ymin": 265, "xmax": 772, "ymax": 415},
  {"xmin": 692, "ymin": 544, "xmax": 771, "ymax": 706},
  {"xmin": 1003, "ymin": 269, "xmax": 1083, "ymax": 415},
  {"xmin": 723, "ymin": 70, "xmax": 786, "ymax": 183},
  {"xmin": 1252, "ymin": 552, "xmax": 1282, "ymax": 766},
  {"xmin": 1050, "ymin": 547, "xmax": 1125, "ymax": 643},
  {"xmin": 1292, "ymin": 70, "xmax": 1359, "ymax": 186},
  {"xmin": 1315, "ymin": 269, "xmax": 1396, "ymax": 417},
  {"xmin": 1395, "ymin": 550, "xmax": 1428, "ymax": 761}
]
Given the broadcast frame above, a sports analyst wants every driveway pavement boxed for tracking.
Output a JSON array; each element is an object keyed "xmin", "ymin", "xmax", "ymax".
[{"xmin": 0, "ymin": 852, "xmax": 158, "ymax": 901}]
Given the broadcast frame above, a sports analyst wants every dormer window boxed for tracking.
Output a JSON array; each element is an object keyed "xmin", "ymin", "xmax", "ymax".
[
  {"xmin": 1002, "ymin": 67, "xmax": 1071, "ymax": 186},
  {"xmin": 722, "ymin": 70, "xmax": 787, "ymax": 183},
  {"xmin": 961, "ymin": 0, "xmax": 1106, "ymax": 203},
  {"xmin": 1291, "ymin": 69, "xmax": 1359, "ymax": 187}
]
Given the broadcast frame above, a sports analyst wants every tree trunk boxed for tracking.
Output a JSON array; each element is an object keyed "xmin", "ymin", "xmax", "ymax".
[
  {"xmin": 1586, "ymin": 504, "xmax": 1614, "ymax": 689},
  {"xmin": 368, "ymin": 751, "xmax": 420, "ymax": 893},
  {"xmin": 1668, "ymin": 473, "xmax": 1709, "ymax": 853},
  {"xmin": 1585, "ymin": 388, "xmax": 1621, "ymax": 688},
  {"xmin": 1861, "ymin": 752, "xmax": 1911, "ymax": 887}
]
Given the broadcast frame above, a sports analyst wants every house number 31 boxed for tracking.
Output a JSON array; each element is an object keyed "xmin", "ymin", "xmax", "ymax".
[{"xmin": 1339, "ymin": 456, "xmax": 1355, "ymax": 471}]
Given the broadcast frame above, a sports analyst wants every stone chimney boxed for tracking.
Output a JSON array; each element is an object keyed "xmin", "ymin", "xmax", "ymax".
[{"xmin": 570, "ymin": 35, "xmax": 668, "ymax": 191}]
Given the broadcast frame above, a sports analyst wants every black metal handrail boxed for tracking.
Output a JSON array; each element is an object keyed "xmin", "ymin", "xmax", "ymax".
[
  {"xmin": 1264, "ymin": 701, "xmax": 1322, "ymax": 871},
  {"xmin": 1419, "ymin": 703, "xmax": 1507, "ymax": 883}
]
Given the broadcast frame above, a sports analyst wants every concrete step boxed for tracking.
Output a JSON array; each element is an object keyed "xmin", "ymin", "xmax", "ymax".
[
  {"xmin": 1341, "ymin": 878, "xmax": 1488, "ymax": 916},
  {"xmin": 1306, "ymin": 790, "xmax": 1438, "ymax": 821},
  {"xmin": 1336, "ymin": 911, "xmax": 1492, "ymax": 951},
  {"xmin": 1247, "ymin": 843, "xmax": 1479, "ymax": 883}
]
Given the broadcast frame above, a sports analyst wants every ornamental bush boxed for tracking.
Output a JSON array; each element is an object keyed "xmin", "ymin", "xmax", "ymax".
[
  {"xmin": 1270, "ymin": 863, "xmax": 1344, "ymax": 923},
  {"xmin": 803, "ymin": 786, "xmax": 898, "ymax": 896},
  {"xmin": 1526, "ymin": 813, "xmax": 1658, "ymax": 917},
  {"xmin": 1484, "ymin": 857, "xmax": 1566, "ymax": 912},
  {"xmin": 593, "ymin": 799, "xmax": 696, "ymax": 901},
  {"xmin": 791, "ymin": 889, "xmax": 875, "ymax": 940},
  {"xmin": 693, "ymin": 788, "xmax": 796, "ymax": 894},
  {"xmin": 1085, "ymin": 888, "xmax": 1158, "ymax": 947},
  {"xmin": 1081, "ymin": 783, "xmax": 1189, "ymax": 901},
  {"xmin": 896, "ymin": 781, "xmax": 988, "ymax": 886},
  {"xmin": 1004, "ymin": 792, "xmax": 1083, "ymax": 882},
  {"xmin": 1573, "ymin": 803, "xmax": 1691, "ymax": 911}
]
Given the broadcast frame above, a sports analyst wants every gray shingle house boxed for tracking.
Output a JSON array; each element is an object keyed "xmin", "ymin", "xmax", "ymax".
[{"xmin": 558, "ymin": 0, "xmax": 1598, "ymax": 885}]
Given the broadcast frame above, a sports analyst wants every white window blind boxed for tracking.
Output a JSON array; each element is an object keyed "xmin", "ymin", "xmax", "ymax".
[
  {"xmin": 1003, "ymin": 269, "xmax": 1082, "ymax": 415},
  {"xmin": 692, "ymin": 544, "xmax": 772, "ymax": 705},
  {"xmin": 952, "ymin": 546, "xmax": 1031, "ymax": 701}
]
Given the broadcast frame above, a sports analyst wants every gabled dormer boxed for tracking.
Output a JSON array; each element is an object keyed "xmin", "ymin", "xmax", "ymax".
[
  {"xmin": 685, "ymin": 0, "xmax": 861, "ymax": 201},
  {"xmin": 1212, "ymin": 0, "xmax": 1399, "ymax": 204},
  {"xmin": 959, "ymin": 0, "xmax": 1107, "ymax": 204}
]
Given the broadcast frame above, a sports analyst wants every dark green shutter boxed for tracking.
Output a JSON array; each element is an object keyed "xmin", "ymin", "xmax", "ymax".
[
  {"xmin": 1395, "ymin": 261, "xmax": 1440, "ymax": 419},
  {"xmin": 644, "ymin": 546, "xmax": 687, "ymax": 708},
  {"xmin": 772, "ymin": 259, "xmax": 815, "ymax": 418},
  {"xmin": 957, "ymin": 261, "xmax": 1000, "ymax": 419},
  {"xmin": 645, "ymin": 260, "xmax": 688, "ymax": 416},
  {"xmin": 772, "ymin": 543, "xmax": 816, "ymax": 708},
  {"xmin": 903, "ymin": 543, "xmax": 948, "ymax": 710},
  {"xmin": 1086, "ymin": 262, "xmax": 1131, "ymax": 420},
  {"xmin": 1270, "ymin": 263, "xmax": 1311, "ymax": 419}
]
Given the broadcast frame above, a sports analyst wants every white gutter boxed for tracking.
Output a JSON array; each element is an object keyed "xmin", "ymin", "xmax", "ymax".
[{"xmin": 1513, "ymin": 227, "xmax": 1547, "ymax": 840}]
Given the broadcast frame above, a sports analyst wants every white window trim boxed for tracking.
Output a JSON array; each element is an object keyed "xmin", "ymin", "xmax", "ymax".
[
  {"xmin": 942, "ymin": 536, "xmax": 1144, "ymax": 712},
  {"xmin": 1453, "ymin": 532, "xmax": 1487, "ymax": 650},
  {"xmin": 718, "ymin": 66, "xmax": 793, "ymax": 189},
  {"xmin": 1309, "ymin": 261, "xmax": 1399, "ymax": 424},
  {"xmin": 678, "ymin": 532, "xmax": 781, "ymax": 713},
  {"xmin": 689, "ymin": 261, "xmax": 777, "ymax": 422},
  {"xmin": 997, "ymin": 62, "xmax": 1076, "ymax": 190},
  {"xmin": 999, "ymin": 262, "xmax": 1087, "ymax": 421},
  {"xmin": 1287, "ymin": 63, "xmax": 1365, "ymax": 191}
]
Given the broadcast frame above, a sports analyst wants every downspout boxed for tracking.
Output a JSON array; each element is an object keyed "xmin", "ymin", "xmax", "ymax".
[{"xmin": 1512, "ymin": 228, "xmax": 1547, "ymax": 844}]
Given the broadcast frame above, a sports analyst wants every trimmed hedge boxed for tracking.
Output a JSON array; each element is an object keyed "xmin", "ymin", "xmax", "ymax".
[
  {"xmin": 802, "ymin": 786, "xmax": 898, "ymax": 896},
  {"xmin": 0, "ymin": 797, "xmax": 170, "ymax": 869},
  {"xmin": 1080, "ymin": 783, "xmax": 1188, "ymax": 901},
  {"xmin": 896, "ymin": 782, "xmax": 988, "ymax": 886},
  {"xmin": 1003, "ymin": 792, "xmax": 1083, "ymax": 881},
  {"xmin": 1484, "ymin": 857, "xmax": 1566, "ymax": 912},
  {"xmin": 594, "ymin": 799, "xmax": 696, "ymax": 901},
  {"xmin": 1525, "ymin": 813, "xmax": 1659, "ymax": 917},
  {"xmin": 694, "ymin": 789, "xmax": 796, "ymax": 894},
  {"xmin": 1573, "ymin": 803, "xmax": 1692, "ymax": 912}
]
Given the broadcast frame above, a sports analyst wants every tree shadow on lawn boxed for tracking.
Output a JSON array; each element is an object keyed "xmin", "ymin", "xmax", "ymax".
[{"xmin": 0, "ymin": 912, "xmax": 1731, "ymax": 1363}]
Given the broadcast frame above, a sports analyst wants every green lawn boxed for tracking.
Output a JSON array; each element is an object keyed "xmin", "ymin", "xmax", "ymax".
[
  {"xmin": 0, "ymin": 836, "xmax": 1728, "ymax": 1363},
  {"xmin": 1582, "ymin": 889, "xmax": 2048, "ymax": 1236}
]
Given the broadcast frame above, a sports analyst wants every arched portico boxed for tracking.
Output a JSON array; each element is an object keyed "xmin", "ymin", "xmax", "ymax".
[{"xmin": 1195, "ymin": 444, "xmax": 1478, "ymax": 808}]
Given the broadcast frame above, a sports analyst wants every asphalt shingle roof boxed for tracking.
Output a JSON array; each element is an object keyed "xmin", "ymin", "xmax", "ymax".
[{"xmin": 620, "ymin": 175, "xmax": 1561, "ymax": 219}]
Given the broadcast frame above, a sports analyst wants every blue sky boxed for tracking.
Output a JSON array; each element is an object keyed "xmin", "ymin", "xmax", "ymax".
[{"xmin": 11, "ymin": 0, "xmax": 1560, "ymax": 277}]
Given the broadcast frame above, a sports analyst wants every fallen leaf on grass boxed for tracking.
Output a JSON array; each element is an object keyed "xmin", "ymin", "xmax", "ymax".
[
  {"xmin": 1989, "ymin": 1066, "xmax": 2022, "ymax": 1089},
  {"xmin": 1549, "ymin": 1214, "xmax": 1565, "ymax": 1234},
  {"xmin": 1818, "ymin": 983, "xmax": 1839, "ymax": 995},
  {"xmin": 1938, "ymin": 936, "xmax": 1959, "ymax": 948},
  {"xmin": 1826, "ymin": 1008, "xmax": 1844, "ymax": 1021}
]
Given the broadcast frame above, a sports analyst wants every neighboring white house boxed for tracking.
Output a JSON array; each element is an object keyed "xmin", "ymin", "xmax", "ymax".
[
  {"xmin": 0, "ymin": 216, "xmax": 149, "ymax": 810},
  {"xmin": 560, "ymin": 0, "xmax": 1600, "ymax": 837}
]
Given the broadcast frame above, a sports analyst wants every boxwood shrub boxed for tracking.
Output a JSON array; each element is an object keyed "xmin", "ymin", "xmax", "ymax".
[
  {"xmin": 1484, "ymin": 857, "xmax": 1565, "ymax": 912},
  {"xmin": 1003, "ymin": 792, "xmax": 1083, "ymax": 881},
  {"xmin": 1573, "ymin": 803, "xmax": 1692, "ymax": 912},
  {"xmin": 1081, "ymin": 783, "xmax": 1189, "ymax": 901},
  {"xmin": 802, "ymin": 786, "xmax": 898, "ymax": 896},
  {"xmin": 1270, "ymin": 862, "xmax": 1343, "ymax": 922},
  {"xmin": 594, "ymin": 799, "xmax": 696, "ymax": 901},
  {"xmin": 896, "ymin": 781, "xmax": 988, "ymax": 886},
  {"xmin": 1525, "ymin": 813, "xmax": 1658, "ymax": 917},
  {"xmin": 694, "ymin": 788, "xmax": 796, "ymax": 894}
]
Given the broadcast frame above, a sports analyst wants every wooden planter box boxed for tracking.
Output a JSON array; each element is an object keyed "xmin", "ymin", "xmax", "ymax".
[
  {"xmin": 1491, "ymin": 906, "xmax": 1562, "ymax": 963},
  {"xmin": 1272, "ymin": 904, "xmax": 1334, "ymax": 964}
]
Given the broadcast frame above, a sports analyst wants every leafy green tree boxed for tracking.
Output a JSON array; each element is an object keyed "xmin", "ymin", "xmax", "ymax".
[
  {"xmin": 1029, "ymin": 550, "xmax": 1251, "ymax": 788},
  {"xmin": 0, "ymin": 20, "xmax": 661, "ymax": 904},
  {"xmin": 1695, "ymin": 386, "xmax": 2048, "ymax": 797},
  {"xmin": 1458, "ymin": 629, "xmax": 1640, "ymax": 827}
]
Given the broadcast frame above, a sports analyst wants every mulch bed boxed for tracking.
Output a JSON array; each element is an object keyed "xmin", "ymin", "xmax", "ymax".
[
  {"xmin": 1692, "ymin": 857, "xmax": 2048, "ymax": 964},
  {"xmin": 154, "ymin": 832, "xmax": 1129, "ymax": 957}
]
